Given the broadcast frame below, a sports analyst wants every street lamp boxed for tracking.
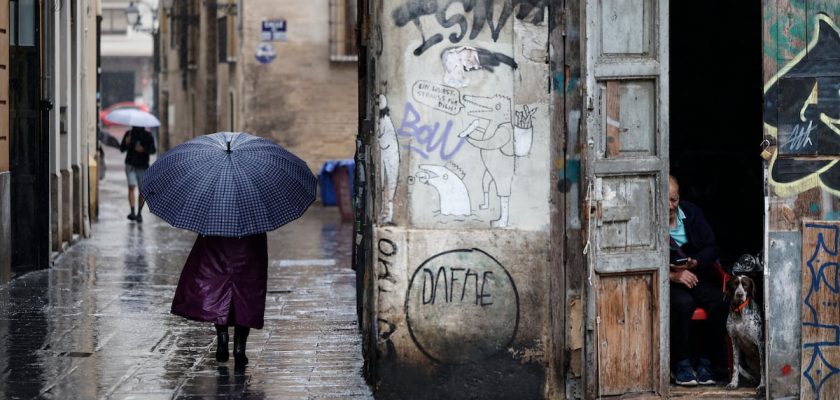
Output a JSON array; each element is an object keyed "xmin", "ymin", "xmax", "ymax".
[{"xmin": 125, "ymin": 1, "xmax": 158, "ymax": 34}]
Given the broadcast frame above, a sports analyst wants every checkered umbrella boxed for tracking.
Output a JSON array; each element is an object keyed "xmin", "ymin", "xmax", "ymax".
[{"xmin": 140, "ymin": 132, "xmax": 317, "ymax": 237}]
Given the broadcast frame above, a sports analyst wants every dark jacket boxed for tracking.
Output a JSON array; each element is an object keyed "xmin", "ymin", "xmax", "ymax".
[
  {"xmin": 670, "ymin": 200, "xmax": 720, "ymax": 282},
  {"xmin": 120, "ymin": 127, "xmax": 157, "ymax": 168},
  {"xmin": 171, "ymin": 234, "xmax": 269, "ymax": 329}
]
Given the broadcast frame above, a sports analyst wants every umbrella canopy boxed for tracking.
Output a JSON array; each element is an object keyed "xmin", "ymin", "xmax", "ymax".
[
  {"xmin": 140, "ymin": 132, "xmax": 318, "ymax": 237},
  {"xmin": 105, "ymin": 108, "xmax": 161, "ymax": 128}
]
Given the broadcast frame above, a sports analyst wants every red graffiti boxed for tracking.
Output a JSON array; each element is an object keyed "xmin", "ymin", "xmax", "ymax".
[{"xmin": 782, "ymin": 364, "xmax": 792, "ymax": 376}]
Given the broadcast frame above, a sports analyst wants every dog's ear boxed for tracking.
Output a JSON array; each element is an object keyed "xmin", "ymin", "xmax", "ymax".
[
  {"xmin": 748, "ymin": 276, "xmax": 756, "ymax": 300},
  {"xmin": 725, "ymin": 277, "xmax": 737, "ymax": 295}
]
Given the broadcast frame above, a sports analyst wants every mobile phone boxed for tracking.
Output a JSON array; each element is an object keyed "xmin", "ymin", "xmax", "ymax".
[{"xmin": 673, "ymin": 257, "xmax": 689, "ymax": 265}]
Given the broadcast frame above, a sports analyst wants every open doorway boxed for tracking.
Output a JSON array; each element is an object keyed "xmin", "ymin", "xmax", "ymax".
[{"xmin": 669, "ymin": 0, "xmax": 764, "ymax": 396}]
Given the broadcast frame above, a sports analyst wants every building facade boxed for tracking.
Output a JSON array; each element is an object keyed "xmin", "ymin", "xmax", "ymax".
[
  {"xmin": 1, "ymin": 0, "xmax": 99, "ymax": 283},
  {"xmin": 358, "ymin": 1, "xmax": 840, "ymax": 399},
  {"xmin": 101, "ymin": 0, "xmax": 156, "ymax": 111},
  {"xmin": 157, "ymin": 0, "xmax": 357, "ymax": 173}
]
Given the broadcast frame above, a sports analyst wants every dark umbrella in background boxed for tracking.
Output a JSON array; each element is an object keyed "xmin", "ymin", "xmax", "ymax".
[{"xmin": 140, "ymin": 132, "xmax": 317, "ymax": 237}]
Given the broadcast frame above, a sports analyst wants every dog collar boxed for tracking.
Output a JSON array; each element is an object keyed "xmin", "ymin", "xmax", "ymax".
[{"xmin": 733, "ymin": 298, "xmax": 749, "ymax": 313}]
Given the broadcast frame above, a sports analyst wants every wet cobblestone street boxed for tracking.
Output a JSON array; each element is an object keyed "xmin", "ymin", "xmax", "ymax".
[{"xmin": 0, "ymin": 147, "xmax": 372, "ymax": 399}]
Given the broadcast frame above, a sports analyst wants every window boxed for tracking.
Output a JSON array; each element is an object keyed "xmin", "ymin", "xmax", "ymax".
[
  {"xmin": 218, "ymin": 15, "xmax": 237, "ymax": 63},
  {"xmin": 102, "ymin": 8, "xmax": 128, "ymax": 35},
  {"xmin": 10, "ymin": 0, "xmax": 36, "ymax": 46},
  {"xmin": 329, "ymin": 0, "xmax": 357, "ymax": 61}
]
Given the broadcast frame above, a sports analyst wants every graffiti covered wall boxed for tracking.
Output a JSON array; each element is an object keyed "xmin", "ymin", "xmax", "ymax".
[
  {"xmin": 764, "ymin": 3, "xmax": 840, "ymax": 399},
  {"xmin": 369, "ymin": 0, "xmax": 552, "ymax": 397}
]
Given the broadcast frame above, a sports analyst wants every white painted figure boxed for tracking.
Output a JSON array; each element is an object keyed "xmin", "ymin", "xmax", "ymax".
[
  {"xmin": 417, "ymin": 163, "xmax": 471, "ymax": 216},
  {"xmin": 459, "ymin": 95, "xmax": 536, "ymax": 228},
  {"xmin": 378, "ymin": 94, "xmax": 400, "ymax": 224}
]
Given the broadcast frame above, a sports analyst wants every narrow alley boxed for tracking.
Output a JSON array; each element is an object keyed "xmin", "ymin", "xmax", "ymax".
[{"xmin": 0, "ymin": 146, "xmax": 372, "ymax": 399}]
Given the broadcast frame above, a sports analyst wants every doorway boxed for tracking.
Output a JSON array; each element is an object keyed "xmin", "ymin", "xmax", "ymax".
[
  {"xmin": 10, "ymin": 0, "xmax": 49, "ymax": 274},
  {"xmin": 669, "ymin": 0, "xmax": 764, "ymax": 396}
]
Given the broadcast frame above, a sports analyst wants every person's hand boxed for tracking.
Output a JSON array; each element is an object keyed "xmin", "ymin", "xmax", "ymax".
[
  {"xmin": 670, "ymin": 269, "xmax": 698, "ymax": 288},
  {"xmin": 669, "ymin": 257, "xmax": 698, "ymax": 271},
  {"xmin": 684, "ymin": 257, "xmax": 698, "ymax": 269},
  {"xmin": 135, "ymin": 142, "xmax": 145, "ymax": 153}
]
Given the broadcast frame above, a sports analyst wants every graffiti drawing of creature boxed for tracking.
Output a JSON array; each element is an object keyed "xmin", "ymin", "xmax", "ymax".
[
  {"xmin": 378, "ymin": 94, "xmax": 400, "ymax": 224},
  {"xmin": 416, "ymin": 163, "xmax": 471, "ymax": 216},
  {"xmin": 458, "ymin": 94, "xmax": 536, "ymax": 227}
]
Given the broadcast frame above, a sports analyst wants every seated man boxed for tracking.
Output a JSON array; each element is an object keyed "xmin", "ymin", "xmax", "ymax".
[{"xmin": 668, "ymin": 175, "xmax": 728, "ymax": 386}]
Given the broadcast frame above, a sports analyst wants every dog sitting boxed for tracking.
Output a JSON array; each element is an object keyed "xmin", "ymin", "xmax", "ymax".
[{"xmin": 725, "ymin": 274, "xmax": 765, "ymax": 395}]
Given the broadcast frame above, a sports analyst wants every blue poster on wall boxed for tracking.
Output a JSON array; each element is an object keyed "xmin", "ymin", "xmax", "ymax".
[{"xmin": 261, "ymin": 20, "xmax": 287, "ymax": 41}]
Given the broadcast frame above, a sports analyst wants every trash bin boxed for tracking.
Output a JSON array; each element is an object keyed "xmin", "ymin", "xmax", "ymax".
[
  {"xmin": 332, "ymin": 166, "xmax": 353, "ymax": 222},
  {"xmin": 318, "ymin": 159, "xmax": 355, "ymax": 222}
]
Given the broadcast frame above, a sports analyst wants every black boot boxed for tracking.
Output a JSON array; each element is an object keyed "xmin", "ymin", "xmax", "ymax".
[
  {"xmin": 215, "ymin": 324, "xmax": 229, "ymax": 362},
  {"xmin": 233, "ymin": 325, "xmax": 250, "ymax": 368}
]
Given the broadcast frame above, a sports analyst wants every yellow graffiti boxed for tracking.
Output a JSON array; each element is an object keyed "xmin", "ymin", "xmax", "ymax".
[{"xmin": 764, "ymin": 14, "xmax": 840, "ymax": 197}]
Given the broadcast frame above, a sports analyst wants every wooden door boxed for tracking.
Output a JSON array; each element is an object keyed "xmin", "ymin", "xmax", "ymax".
[{"xmin": 582, "ymin": 0, "xmax": 669, "ymax": 397}]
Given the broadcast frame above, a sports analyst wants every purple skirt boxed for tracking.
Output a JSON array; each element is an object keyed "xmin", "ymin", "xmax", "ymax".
[{"xmin": 171, "ymin": 233, "xmax": 268, "ymax": 329}]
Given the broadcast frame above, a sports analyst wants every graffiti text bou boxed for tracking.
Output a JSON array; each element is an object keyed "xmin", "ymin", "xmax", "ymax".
[{"xmin": 398, "ymin": 101, "xmax": 467, "ymax": 160}]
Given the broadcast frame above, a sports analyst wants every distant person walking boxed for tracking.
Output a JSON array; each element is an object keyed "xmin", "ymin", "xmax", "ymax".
[{"xmin": 120, "ymin": 126, "xmax": 156, "ymax": 222}]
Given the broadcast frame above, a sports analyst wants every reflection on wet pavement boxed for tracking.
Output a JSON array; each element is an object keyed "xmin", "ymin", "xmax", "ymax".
[{"xmin": 0, "ymin": 147, "xmax": 371, "ymax": 399}]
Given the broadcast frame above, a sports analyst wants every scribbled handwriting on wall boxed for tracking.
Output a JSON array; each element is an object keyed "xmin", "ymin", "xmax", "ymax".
[
  {"xmin": 377, "ymin": 238, "xmax": 398, "ymax": 292},
  {"xmin": 405, "ymin": 249, "xmax": 519, "ymax": 364},
  {"xmin": 376, "ymin": 237, "xmax": 399, "ymax": 361},
  {"xmin": 412, "ymin": 81, "xmax": 465, "ymax": 115},
  {"xmin": 391, "ymin": 0, "xmax": 549, "ymax": 55},
  {"xmin": 397, "ymin": 101, "xmax": 468, "ymax": 160},
  {"xmin": 420, "ymin": 266, "xmax": 493, "ymax": 305},
  {"xmin": 801, "ymin": 223, "xmax": 840, "ymax": 400},
  {"xmin": 764, "ymin": 14, "xmax": 840, "ymax": 197}
]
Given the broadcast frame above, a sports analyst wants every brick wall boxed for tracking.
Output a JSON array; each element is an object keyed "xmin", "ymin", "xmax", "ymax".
[{"xmin": 241, "ymin": 0, "xmax": 358, "ymax": 172}]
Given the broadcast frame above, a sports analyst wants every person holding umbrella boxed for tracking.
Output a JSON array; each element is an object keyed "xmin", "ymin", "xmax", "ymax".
[
  {"xmin": 140, "ymin": 132, "xmax": 317, "ymax": 369},
  {"xmin": 120, "ymin": 126, "xmax": 156, "ymax": 222},
  {"xmin": 105, "ymin": 107, "xmax": 161, "ymax": 223}
]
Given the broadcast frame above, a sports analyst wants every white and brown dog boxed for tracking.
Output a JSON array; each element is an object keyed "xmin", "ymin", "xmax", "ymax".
[{"xmin": 725, "ymin": 275, "xmax": 765, "ymax": 395}]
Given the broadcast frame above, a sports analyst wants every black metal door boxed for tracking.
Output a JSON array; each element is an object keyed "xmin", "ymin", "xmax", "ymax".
[{"xmin": 10, "ymin": 0, "xmax": 48, "ymax": 273}]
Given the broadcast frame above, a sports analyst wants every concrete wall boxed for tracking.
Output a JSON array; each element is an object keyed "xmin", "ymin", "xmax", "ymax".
[
  {"xmin": 43, "ymin": 0, "xmax": 97, "ymax": 257},
  {"xmin": 367, "ymin": 1, "xmax": 554, "ymax": 397}
]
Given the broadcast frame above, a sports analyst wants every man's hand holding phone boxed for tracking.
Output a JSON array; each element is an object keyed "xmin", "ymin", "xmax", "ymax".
[{"xmin": 670, "ymin": 256, "xmax": 698, "ymax": 271}]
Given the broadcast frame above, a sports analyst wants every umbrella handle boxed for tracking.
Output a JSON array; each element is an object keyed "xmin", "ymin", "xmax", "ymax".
[{"xmin": 226, "ymin": 141, "xmax": 232, "ymax": 154}]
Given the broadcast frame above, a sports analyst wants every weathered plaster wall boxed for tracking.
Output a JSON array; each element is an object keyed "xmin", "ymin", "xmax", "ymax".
[
  {"xmin": 240, "ymin": 0, "xmax": 358, "ymax": 172},
  {"xmin": 370, "ymin": 1, "xmax": 552, "ymax": 397},
  {"xmin": 763, "ymin": 2, "xmax": 840, "ymax": 399}
]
